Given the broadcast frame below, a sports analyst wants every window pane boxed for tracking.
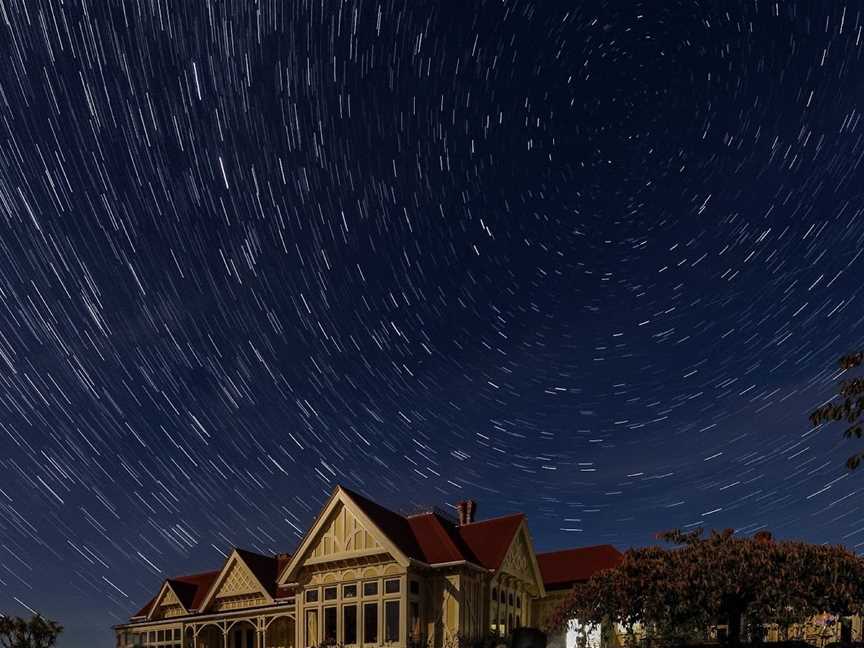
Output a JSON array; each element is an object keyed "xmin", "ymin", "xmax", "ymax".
[
  {"xmin": 343, "ymin": 584, "xmax": 357, "ymax": 599},
  {"xmin": 174, "ymin": 629, "xmax": 181, "ymax": 640},
  {"xmin": 508, "ymin": 593, "xmax": 514, "ymax": 606},
  {"xmin": 364, "ymin": 603, "xmax": 378, "ymax": 644},
  {"xmin": 306, "ymin": 589, "xmax": 319, "ymax": 603},
  {"xmin": 324, "ymin": 586, "xmax": 338, "ymax": 601},
  {"xmin": 363, "ymin": 581, "xmax": 378, "ymax": 596},
  {"xmin": 385, "ymin": 600, "xmax": 400, "ymax": 643},
  {"xmin": 491, "ymin": 588, "xmax": 497, "ymax": 600},
  {"xmin": 324, "ymin": 607, "xmax": 338, "ymax": 643},
  {"xmin": 410, "ymin": 602, "xmax": 421, "ymax": 642},
  {"xmin": 384, "ymin": 579, "xmax": 400, "ymax": 594},
  {"xmin": 344, "ymin": 605, "xmax": 358, "ymax": 645},
  {"xmin": 306, "ymin": 609, "xmax": 319, "ymax": 647}
]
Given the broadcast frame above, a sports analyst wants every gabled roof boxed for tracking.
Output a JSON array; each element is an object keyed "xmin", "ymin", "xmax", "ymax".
[
  {"xmin": 126, "ymin": 485, "xmax": 626, "ymax": 623},
  {"xmin": 132, "ymin": 596, "xmax": 157, "ymax": 619},
  {"xmin": 170, "ymin": 570, "xmax": 221, "ymax": 610},
  {"xmin": 456, "ymin": 514, "xmax": 525, "ymax": 570},
  {"xmin": 536, "ymin": 544, "xmax": 624, "ymax": 590},
  {"xmin": 197, "ymin": 548, "xmax": 276, "ymax": 611},
  {"xmin": 341, "ymin": 486, "xmax": 428, "ymax": 561}
]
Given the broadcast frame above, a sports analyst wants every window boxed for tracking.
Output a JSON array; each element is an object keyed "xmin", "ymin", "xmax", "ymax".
[
  {"xmin": 508, "ymin": 614, "xmax": 513, "ymax": 630},
  {"xmin": 491, "ymin": 587, "xmax": 497, "ymax": 601},
  {"xmin": 516, "ymin": 596, "xmax": 521, "ymax": 609},
  {"xmin": 343, "ymin": 605, "xmax": 358, "ymax": 645},
  {"xmin": 306, "ymin": 609, "xmax": 319, "ymax": 647},
  {"xmin": 324, "ymin": 586, "xmax": 338, "ymax": 601},
  {"xmin": 363, "ymin": 581, "xmax": 378, "ymax": 596},
  {"xmin": 500, "ymin": 590, "xmax": 506, "ymax": 604},
  {"xmin": 174, "ymin": 629, "xmax": 181, "ymax": 640},
  {"xmin": 306, "ymin": 589, "xmax": 319, "ymax": 603},
  {"xmin": 364, "ymin": 603, "xmax": 379, "ymax": 644},
  {"xmin": 324, "ymin": 607, "xmax": 338, "ymax": 643},
  {"xmin": 410, "ymin": 580, "xmax": 420, "ymax": 596},
  {"xmin": 343, "ymin": 583, "xmax": 357, "ymax": 599},
  {"xmin": 508, "ymin": 593, "xmax": 514, "ymax": 606},
  {"xmin": 384, "ymin": 578, "xmax": 400, "ymax": 594},
  {"xmin": 409, "ymin": 601, "xmax": 421, "ymax": 642},
  {"xmin": 385, "ymin": 600, "xmax": 400, "ymax": 643}
]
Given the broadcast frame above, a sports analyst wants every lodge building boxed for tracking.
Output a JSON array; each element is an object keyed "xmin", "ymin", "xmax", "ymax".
[{"xmin": 114, "ymin": 485, "xmax": 623, "ymax": 648}]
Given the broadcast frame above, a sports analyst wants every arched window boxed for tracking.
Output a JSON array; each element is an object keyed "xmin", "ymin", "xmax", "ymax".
[
  {"xmin": 500, "ymin": 590, "xmax": 506, "ymax": 604},
  {"xmin": 516, "ymin": 596, "xmax": 521, "ymax": 609},
  {"xmin": 491, "ymin": 587, "xmax": 497, "ymax": 601},
  {"xmin": 508, "ymin": 593, "xmax": 514, "ymax": 606}
]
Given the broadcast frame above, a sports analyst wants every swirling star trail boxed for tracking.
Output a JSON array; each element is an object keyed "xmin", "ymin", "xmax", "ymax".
[{"xmin": 1, "ymin": 1, "xmax": 864, "ymax": 645}]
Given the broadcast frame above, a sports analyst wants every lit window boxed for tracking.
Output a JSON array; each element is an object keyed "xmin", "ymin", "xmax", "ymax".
[
  {"xmin": 385, "ymin": 578, "xmax": 400, "ymax": 594},
  {"xmin": 306, "ymin": 609, "xmax": 319, "ymax": 647}
]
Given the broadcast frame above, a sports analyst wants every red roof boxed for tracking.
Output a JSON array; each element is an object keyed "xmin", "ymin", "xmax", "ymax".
[
  {"xmin": 170, "ymin": 570, "xmax": 220, "ymax": 611},
  {"xmin": 128, "ymin": 485, "xmax": 625, "ymax": 621},
  {"xmin": 536, "ymin": 545, "xmax": 623, "ymax": 590},
  {"xmin": 131, "ymin": 595, "xmax": 156, "ymax": 619},
  {"xmin": 456, "ymin": 514, "xmax": 525, "ymax": 570}
]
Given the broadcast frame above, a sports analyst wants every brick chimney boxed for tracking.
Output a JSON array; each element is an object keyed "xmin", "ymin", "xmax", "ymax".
[{"xmin": 457, "ymin": 499, "xmax": 477, "ymax": 525}]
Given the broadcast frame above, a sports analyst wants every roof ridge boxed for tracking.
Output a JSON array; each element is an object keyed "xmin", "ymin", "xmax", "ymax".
[
  {"xmin": 460, "ymin": 511, "xmax": 524, "ymax": 525},
  {"xmin": 537, "ymin": 544, "xmax": 620, "ymax": 556}
]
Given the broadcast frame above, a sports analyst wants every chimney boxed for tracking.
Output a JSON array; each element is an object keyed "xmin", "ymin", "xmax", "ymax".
[{"xmin": 457, "ymin": 499, "xmax": 477, "ymax": 525}]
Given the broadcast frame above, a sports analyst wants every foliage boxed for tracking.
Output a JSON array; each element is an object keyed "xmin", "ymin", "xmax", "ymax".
[
  {"xmin": 549, "ymin": 529, "xmax": 864, "ymax": 647},
  {"xmin": 808, "ymin": 351, "xmax": 864, "ymax": 470},
  {"xmin": 0, "ymin": 614, "xmax": 63, "ymax": 648}
]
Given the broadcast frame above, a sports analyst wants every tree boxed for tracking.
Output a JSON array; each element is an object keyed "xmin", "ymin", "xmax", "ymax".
[
  {"xmin": 808, "ymin": 350, "xmax": 864, "ymax": 470},
  {"xmin": 548, "ymin": 529, "xmax": 864, "ymax": 648},
  {"xmin": 0, "ymin": 614, "xmax": 63, "ymax": 648}
]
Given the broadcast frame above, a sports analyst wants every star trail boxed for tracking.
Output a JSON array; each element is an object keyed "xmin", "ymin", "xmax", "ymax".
[{"xmin": 1, "ymin": 0, "xmax": 864, "ymax": 645}]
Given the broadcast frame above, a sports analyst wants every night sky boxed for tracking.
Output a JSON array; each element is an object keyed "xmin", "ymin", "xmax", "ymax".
[{"xmin": 1, "ymin": 0, "xmax": 864, "ymax": 645}]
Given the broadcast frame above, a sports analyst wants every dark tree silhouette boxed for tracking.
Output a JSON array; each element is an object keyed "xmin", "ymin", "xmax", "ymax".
[
  {"xmin": 809, "ymin": 351, "xmax": 864, "ymax": 470},
  {"xmin": 0, "ymin": 614, "xmax": 63, "ymax": 648}
]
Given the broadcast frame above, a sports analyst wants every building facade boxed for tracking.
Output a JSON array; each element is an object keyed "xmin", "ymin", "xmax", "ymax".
[{"xmin": 114, "ymin": 485, "xmax": 623, "ymax": 648}]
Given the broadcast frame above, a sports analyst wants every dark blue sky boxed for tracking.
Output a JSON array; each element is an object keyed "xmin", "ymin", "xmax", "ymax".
[{"xmin": 1, "ymin": 1, "xmax": 864, "ymax": 646}]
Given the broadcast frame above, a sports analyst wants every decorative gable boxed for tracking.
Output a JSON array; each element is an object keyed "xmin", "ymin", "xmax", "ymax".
[
  {"xmin": 499, "ymin": 523, "xmax": 546, "ymax": 596},
  {"xmin": 278, "ymin": 486, "xmax": 411, "ymax": 585},
  {"xmin": 149, "ymin": 583, "xmax": 186, "ymax": 620},
  {"xmin": 308, "ymin": 501, "xmax": 383, "ymax": 560},
  {"xmin": 199, "ymin": 551, "xmax": 274, "ymax": 613}
]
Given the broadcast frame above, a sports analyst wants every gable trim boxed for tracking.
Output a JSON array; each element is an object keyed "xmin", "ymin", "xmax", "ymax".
[
  {"xmin": 277, "ymin": 486, "xmax": 410, "ymax": 585},
  {"xmin": 146, "ymin": 581, "xmax": 189, "ymax": 620},
  {"xmin": 499, "ymin": 519, "xmax": 546, "ymax": 597},
  {"xmin": 197, "ymin": 549, "xmax": 275, "ymax": 612}
]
